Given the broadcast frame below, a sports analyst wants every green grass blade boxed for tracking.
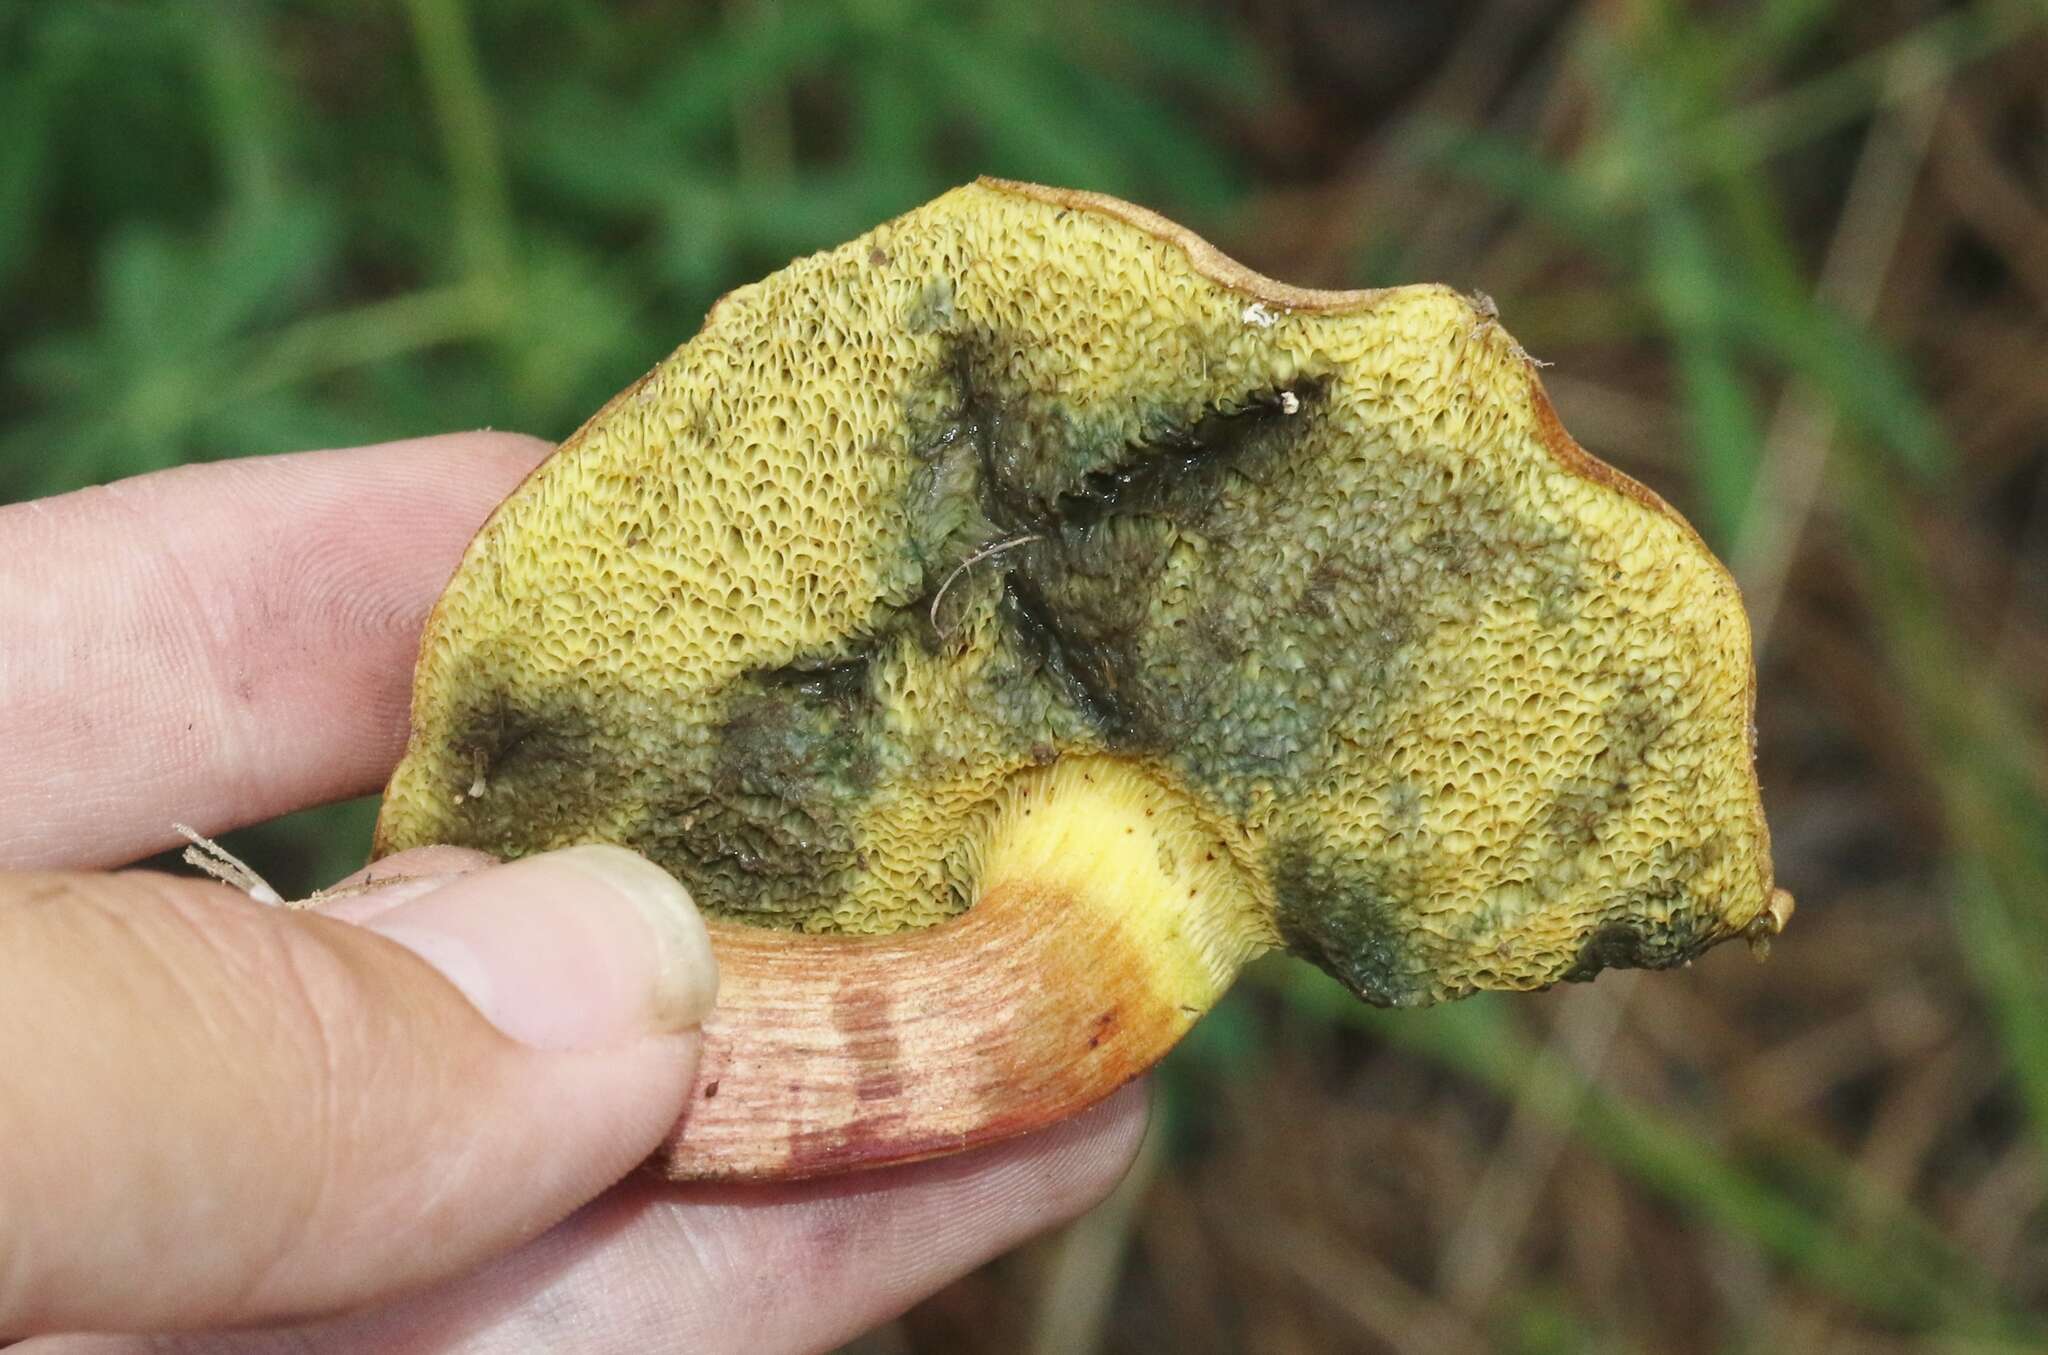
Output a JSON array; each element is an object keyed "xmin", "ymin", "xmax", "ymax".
[{"xmin": 1272, "ymin": 968, "xmax": 2038, "ymax": 1339}]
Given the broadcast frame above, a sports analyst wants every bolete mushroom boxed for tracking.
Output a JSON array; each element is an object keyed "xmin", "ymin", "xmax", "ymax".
[{"xmin": 375, "ymin": 178, "xmax": 1790, "ymax": 1181}]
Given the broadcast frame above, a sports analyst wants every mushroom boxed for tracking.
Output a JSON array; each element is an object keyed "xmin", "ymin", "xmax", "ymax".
[{"xmin": 375, "ymin": 178, "xmax": 1790, "ymax": 1181}]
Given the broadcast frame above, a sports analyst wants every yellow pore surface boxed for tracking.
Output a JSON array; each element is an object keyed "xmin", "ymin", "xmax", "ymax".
[{"xmin": 377, "ymin": 178, "xmax": 1780, "ymax": 1006}]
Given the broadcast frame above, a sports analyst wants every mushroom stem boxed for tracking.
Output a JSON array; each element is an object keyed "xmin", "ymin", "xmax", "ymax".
[{"xmin": 662, "ymin": 758, "xmax": 1269, "ymax": 1180}]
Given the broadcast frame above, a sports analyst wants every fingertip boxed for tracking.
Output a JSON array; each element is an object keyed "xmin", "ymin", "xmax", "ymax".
[
  {"xmin": 924, "ymin": 1078, "xmax": 1154, "ymax": 1231},
  {"xmin": 0, "ymin": 431, "xmax": 561, "ymax": 871},
  {"xmin": 423, "ymin": 429, "xmax": 555, "ymax": 476},
  {"xmin": 360, "ymin": 845, "xmax": 717, "ymax": 1051},
  {"xmin": 1065, "ymin": 1078, "xmax": 1154, "ymax": 1188},
  {"xmin": 616, "ymin": 1082, "xmax": 1156, "ymax": 1353}
]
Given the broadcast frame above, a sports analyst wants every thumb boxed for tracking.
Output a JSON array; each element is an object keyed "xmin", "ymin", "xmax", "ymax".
[{"xmin": 0, "ymin": 845, "xmax": 716, "ymax": 1338}]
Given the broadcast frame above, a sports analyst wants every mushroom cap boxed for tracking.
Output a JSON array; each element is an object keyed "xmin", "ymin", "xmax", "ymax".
[{"xmin": 377, "ymin": 177, "xmax": 1784, "ymax": 1012}]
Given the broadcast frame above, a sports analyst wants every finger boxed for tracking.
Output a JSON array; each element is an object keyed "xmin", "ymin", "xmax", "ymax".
[
  {"xmin": 22, "ymin": 1084, "xmax": 1150, "ymax": 1355},
  {"xmin": 0, "ymin": 432, "xmax": 550, "ymax": 870},
  {"xmin": 523, "ymin": 1084, "xmax": 1152, "ymax": 1355},
  {"xmin": 0, "ymin": 845, "xmax": 716, "ymax": 1337}
]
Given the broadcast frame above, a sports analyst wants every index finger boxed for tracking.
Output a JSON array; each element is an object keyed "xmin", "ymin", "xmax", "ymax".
[{"xmin": 0, "ymin": 432, "xmax": 550, "ymax": 870}]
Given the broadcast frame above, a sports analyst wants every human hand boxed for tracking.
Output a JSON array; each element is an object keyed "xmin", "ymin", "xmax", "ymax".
[{"xmin": 0, "ymin": 432, "xmax": 1148, "ymax": 1352}]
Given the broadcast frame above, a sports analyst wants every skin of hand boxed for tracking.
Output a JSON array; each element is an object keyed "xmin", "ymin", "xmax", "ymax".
[{"xmin": 0, "ymin": 432, "xmax": 1149, "ymax": 1353}]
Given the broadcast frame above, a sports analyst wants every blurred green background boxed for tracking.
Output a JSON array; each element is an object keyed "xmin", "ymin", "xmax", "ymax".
[{"xmin": 6, "ymin": 0, "xmax": 2047, "ymax": 1350}]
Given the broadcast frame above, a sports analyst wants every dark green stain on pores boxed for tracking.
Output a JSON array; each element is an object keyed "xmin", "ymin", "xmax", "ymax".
[
  {"xmin": 434, "ymin": 676, "xmax": 626, "ymax": 861},
  {"xmin": 894, "ymin": 324, "xmax": 1354, "ymax": 808},
  {"xmin": 1268, "ymin": 839, "xmax": 1436, "ymax": 1007},
  {"xmin": 425, "ymin": 649, "xmax": 882, "ymax": 922},
  {"xmin": 654, "ymin": 655, "xmax": 880, "ymax": 915}
]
